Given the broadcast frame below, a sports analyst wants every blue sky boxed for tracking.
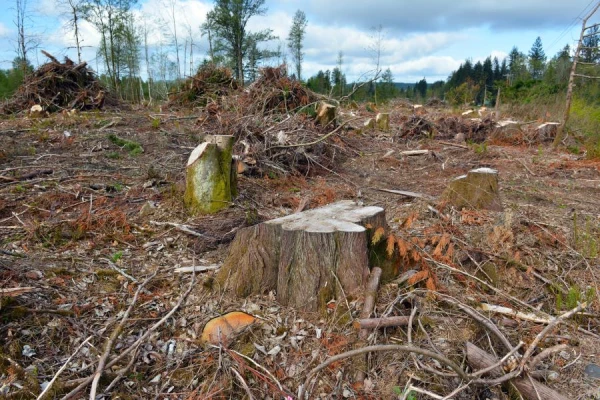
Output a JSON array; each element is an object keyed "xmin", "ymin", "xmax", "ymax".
[{"xmin": 0, "ymin": 0, "xmax": 598, "ymax": 82}]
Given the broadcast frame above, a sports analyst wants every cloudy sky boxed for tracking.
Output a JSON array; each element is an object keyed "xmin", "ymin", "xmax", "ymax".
[{"xmin": 0, "ymin": 0, "xmax": 598, "ymax": 83}]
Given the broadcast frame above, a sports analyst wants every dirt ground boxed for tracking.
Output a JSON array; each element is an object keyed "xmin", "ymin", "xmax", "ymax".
[{"xmin": 1, "ymin": 103, "xmax": 599, "ymax": 399}]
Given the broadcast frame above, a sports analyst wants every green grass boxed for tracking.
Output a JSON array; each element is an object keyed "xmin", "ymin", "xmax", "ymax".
[{"xmin": 107, "ymin": 134, "xmax": 143, "ymax": 155}]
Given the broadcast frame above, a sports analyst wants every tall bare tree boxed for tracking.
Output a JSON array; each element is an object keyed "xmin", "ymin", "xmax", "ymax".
[
  {"xmin": 368, "ymin": 24, "xmax": 384, "ymax": 104},
  {"xmin": 13, "ymin": 0, "xmax": 38, "ymax": 74},
  {"xmin": 163, "ymin": 0, "xmax": 181, "ymax": 80},
  {"xmin": 56, "ymin": 0, "xmax": 84, "ymax": 63},
  {"xmin": 287, "ymin": 9, "xmax": 307, "ymax": 80}
]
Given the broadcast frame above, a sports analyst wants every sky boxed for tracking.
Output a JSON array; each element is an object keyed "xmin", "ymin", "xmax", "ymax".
[{"xmin": 0, "ymin": 0, "xmax": 599, "ymax": 83}]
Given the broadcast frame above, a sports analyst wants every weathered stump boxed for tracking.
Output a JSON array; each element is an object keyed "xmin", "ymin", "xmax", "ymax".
[
  {"xmin": 316, "ymin": 102, "xmax": 336, "ymax": 126},
  {"xmin": 184, "ymin": 135, "xmax": 236, "ymax": 214},
  {"xmin": 217, "ymin": 201, "xmax": 387, "ymax": 311},
  {"xmin": 376, "ymin": 113, "xmax": 390, "ymax": 132},
  {"xmin": 441, "ymin": 167, "xmax": 502, "ymax": 211}
]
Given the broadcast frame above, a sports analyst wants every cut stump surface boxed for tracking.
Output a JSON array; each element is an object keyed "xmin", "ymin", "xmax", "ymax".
[{"xmin": 217, "ymin": 201, "xmax": 387, "ymax": 311}]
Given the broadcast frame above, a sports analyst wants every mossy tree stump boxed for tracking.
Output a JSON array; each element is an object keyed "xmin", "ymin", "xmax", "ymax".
[
  {"xmin": 184, "ymin": 135, "xmax": 237, "ymax": 214},
  {"xmin": 217, "ymin": 201, "xmax": 387, "ymax": 311},
  {"xmin": 376, "ymin": 113, "xmax": 390, "ymax": 132},
  {"xmin": 442, "ymin": 167, "xmax": 502, "ymax": 211}
]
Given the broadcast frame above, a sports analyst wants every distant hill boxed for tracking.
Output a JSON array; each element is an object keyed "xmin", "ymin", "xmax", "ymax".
[{"xmin": 393, "ymin": 83, "xmax": 415, "ymax": 90}]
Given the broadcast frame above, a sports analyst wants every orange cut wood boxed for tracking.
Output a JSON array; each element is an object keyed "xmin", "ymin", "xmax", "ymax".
[{"xmin": 200, "ymin": 311, "xmax": 256, "ymax": 345}]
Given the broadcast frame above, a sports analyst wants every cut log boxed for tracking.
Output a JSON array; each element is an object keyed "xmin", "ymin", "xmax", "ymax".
[
  {"xmin": 376, "ymin": 113, "xmax": 390, "ymax": 132},
  {"xmin": 466, "ymin": 342, "xmax": 569, "ymax": 400},
  {"xmin": 536, "ymin": 122, "xmax": 560, "ymax": 142},
  {"xmin": 217, "ymin": 201, "xmax": 387, "ymax": 311},
  {"xmin": 184, "ymin": 135, "xmax": 236, "ymax": 214},
  {"xmin": 441, "ymin": 168, "xmax": 502, "ymax": 211},
  {"xmin": 315, "ymin": 102, "xmax": 336, "ymax": 126}
]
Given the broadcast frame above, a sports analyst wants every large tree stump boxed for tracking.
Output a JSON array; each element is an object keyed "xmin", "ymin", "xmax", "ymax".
[
  {"xmin": 315, "ymin": 102, "xmax": 336, "ymax": 126},
  {"xmin": 217, "ymin": 201, "xmax": 387, "ymax": 311},
  {"xmin": 184, "ymin": 135, "xmax": 236, "ymax": 214},
  {"xmin": 441, "ymin": 167, "xmax": 502, "ymax": 211}
]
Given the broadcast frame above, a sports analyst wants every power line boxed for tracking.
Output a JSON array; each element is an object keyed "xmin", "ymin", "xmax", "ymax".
[{"xmin": 547, "ymin": 0, "xmax": 598, "ymax": 52}]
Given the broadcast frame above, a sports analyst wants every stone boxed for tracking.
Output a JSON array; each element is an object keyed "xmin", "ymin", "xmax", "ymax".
[{"xmin": 584, "ymin": 364, "xmax": 600, "ymax": 379}]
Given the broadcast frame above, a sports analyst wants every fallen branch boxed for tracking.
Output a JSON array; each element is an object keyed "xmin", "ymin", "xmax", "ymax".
[
  {"xmin": 61, "ymin": 270, "xmax": 195, "ymax": 400},
  {"xmin": 36, "ymin": 336, "xmax": 93, "ymax": 400},
  {"xmin": 89, "ymin": 271, "xmax": 157, "ymax": 400},
  {"xmin": 0, "ymin": 287, "xmax": 36, "ymax": 297},
  {"xmin": 174, "ymin": 265, "xmax": 220, "ymax": 273},
  {"xmin": 355, "ymin": 267, "xmax": 382, "ymax": 382},
  {"xmin": 298, "ymin": 345, "xmax": 468, "ymax": 399},
  {"xmin": 268, "ymin": 117, "xmax": 361, "ymax": 150},
  {"xmin": 374, "ymin": 188, "xmax": 436, "ymax": 201},
  {"xmin": 466, "ymin": 342, "xmax": 569, "ymax": 400},
  {"xmin": 150, "ymin": 220, "xmax": 215, "ymax": 240}
]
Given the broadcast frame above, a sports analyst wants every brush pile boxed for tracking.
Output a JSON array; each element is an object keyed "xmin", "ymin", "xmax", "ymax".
[
  {"xmin": 242, "ymin": 65, "xmax": 316, "ymax": 115},
  {"xmin": 168, "ymin": 63, "xmax": 238, "ymax": 108},
  {"xmin": 1, "ymin": 51, "xmax": 113, "ymax": 114}
]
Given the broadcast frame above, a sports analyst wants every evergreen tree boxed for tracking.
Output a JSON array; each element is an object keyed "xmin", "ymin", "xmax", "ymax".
[
  {"xmin": 508, "ymin": 46, "xmax": 529, "ymax": 83},
  {"xmin": 581, "ymin": 26, "xmax": 599, "ymax": 63},
  {"xmin": 528, "ymin": 36, "xmax": 546, "ymax": 80},
  {"xmin": 209, "ymin": 0, "xmax": 276, "ymax": 85},
  {"xmin": 287, "ymin": 10, "xmax": 307, "ymax": 80}
]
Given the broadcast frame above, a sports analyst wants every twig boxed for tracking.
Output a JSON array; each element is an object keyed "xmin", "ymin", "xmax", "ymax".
[
  {"xmin": 150, "ymin": 220, "xmax": 215, "ymax": 240},
  {"xmin": 298, "ymin": 345, "xmax": 468, "ymax": 399},
  {"xmin": 230, "ymin": 367, "xmax": 255, "ymax": 400},
  {"xmin": 519, "ymin": 303, "xmax": 587, "ymax": 371},
  {"xmin": 101, "ymin": 346, "xmax": 140, "ymax": 395},
  {"xmin": 62, "ymin": 270, "xmax": 195, "ymax": 400},
  {"xmin": 36, "ymin": 336, "xmax": 93, "ymax": 400},
  {"xmin": 89, "ymin": 271, "xmax": 157, "ymax": 400},
  {"xmin": 528, "ymin": 344, "xmax": 569, "ymax": 370},
  {"xmin": 268, "ymin": 117, "xmax": 361, "ymax": 150},
  {"xmin": 438, "ymin": 140, "xmax": 468, "ymax": 149},
  {"xmin": 102, "ymin": 258, "xmax": 138, "ymax": 283}
]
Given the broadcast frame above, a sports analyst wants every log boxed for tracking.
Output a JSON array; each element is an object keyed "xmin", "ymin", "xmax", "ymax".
[
  {"xmin": 217, "ymin": 201, "xmax": 387, "ymax": 311},
  {"xmin": 466, "ymin": 342, "xmax": 569, "ymax": 400},
  {"xmin": 184, "ymin": 135, "xmax": 236, "ymax": 214},
  {"xmin": 441, "ymin": 168, "xmax": 502, "ymax": 211}
]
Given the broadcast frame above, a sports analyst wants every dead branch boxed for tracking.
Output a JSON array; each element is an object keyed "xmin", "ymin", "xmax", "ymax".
[
  {"xmin": 299, "ymin": 345, "xmax": 469, "ymax": 399},
  {"xmin": 61, "ymin": 271, "xmax": 195, "ymax": 400},
  {"xmin": 36, "ymin": 336, "xmax": 93, "ymax": 400},
  {"xmin": 89, "ymin": 271, "xmax": 157, "ymax": 399}
]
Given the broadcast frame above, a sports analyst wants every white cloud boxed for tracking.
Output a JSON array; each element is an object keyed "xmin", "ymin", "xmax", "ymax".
[{"xmin": 0, "ymin": 22, "xmax": 10, "ymax": 38}]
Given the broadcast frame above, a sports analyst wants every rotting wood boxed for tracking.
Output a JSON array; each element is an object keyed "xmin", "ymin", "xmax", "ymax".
[
  {"xmin": 217, "ymin": 200, "xmax": 387, "ymax": 311},
  {"xmin": 355, "ymin": 267, "xmax": 383, "ymax": 382},
  {"xmin": 466, "ymin": 342, "xmax": 569, "ymax": 400},
  {"xmin": 399, "ymin": 150, "xmax": 429, "ymax": 156}
]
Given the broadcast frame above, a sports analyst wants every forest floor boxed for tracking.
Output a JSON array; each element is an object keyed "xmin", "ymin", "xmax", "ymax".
[{"xmin": 1, "ymin": 101, "xmax": 599, "ymax": 399}]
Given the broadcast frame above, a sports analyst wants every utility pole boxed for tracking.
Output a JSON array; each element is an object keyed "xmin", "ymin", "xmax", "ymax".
[{"xmin": 554, "ymin": 1, "xmax": 600, "ymax": 147}]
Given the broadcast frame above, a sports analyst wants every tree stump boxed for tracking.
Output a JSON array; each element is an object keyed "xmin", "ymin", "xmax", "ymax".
[
  {"xmin": 217, "ymin": 201, "xmax": 387, "ymax": 311},
  {"xmin": 376, "ymin": 113, "xmax": 390, "ymax": 132},
  {"xmin": 316, "ymin": 102, "xmax": 336, "ymax": 126},
  {"xmin": 184, "ymin": 135, "xmax": 236, "ymax": 214},
  {"xmin": 441, "ymin": 167, "xmax": 502, "ymax": 211}
]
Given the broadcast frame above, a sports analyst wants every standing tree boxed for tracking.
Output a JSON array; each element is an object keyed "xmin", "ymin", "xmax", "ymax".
[
  {"xmin": 13, "ymin": 0, "xmax": 39, "ymax": 75},
  {"xmin": 56, "ymin": 0, "xmax": 84, "ymax": 63},
  {"xmin": 508, "ymin": 46, "xmax": 529, "ymax": 83},
  {"xmin": 379, "ymin": 67, "xmax": 397, "ymax": 101},
  {"xmin": 368, "ymin": 24, "xmax": 384, "ymax": 104},
  {"xmin": 287, "ymin": 9, "xmax": 307, "ymax": 80},
  {"xmin": 82, "ymin": 0, "xmax": 138, "ymax": 93},
  {"xmin": 581, "ymin": 25, "xmax": 599, "ymax": 63},
  {"xmin": 209, "ymin": 0, "xmax": 275, "ymax": 86},
  {"xmin": 528, "ymin": 36, "xmax": 546, "ymax": 80},
  {"xmin": 163, "ymin": 0, "xmax": 181, "ymax": 80}
]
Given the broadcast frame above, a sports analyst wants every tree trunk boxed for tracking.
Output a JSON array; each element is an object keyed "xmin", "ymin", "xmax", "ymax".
[
  {"xmin": 217, "ymin": 201, "xmax": 387, "ymax": 311},
  {"xmin": 466, "ymin": 342, "xmax": 569, "ymax": 400},
  {"xmin": 184, "ymin": 135, "xmax": 235, "ymax": 214}
]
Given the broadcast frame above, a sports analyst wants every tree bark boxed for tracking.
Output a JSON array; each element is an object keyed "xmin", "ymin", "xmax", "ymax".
[{"xmin": 217, "ymin": 201, "xmax": 387, "ymax": 311}]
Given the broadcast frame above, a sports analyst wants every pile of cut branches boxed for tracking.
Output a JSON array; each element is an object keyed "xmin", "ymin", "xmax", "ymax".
[
  {"xmin": 0, "ymin": 51, "xmax": 114, "ymax": 114},
  {"xmin": 242, "ymin": 65, "xmax": 316, "ymax": 115},
  {"xmin": 168, "ymin": 63, "xmax": 238, "ymax": 108}
]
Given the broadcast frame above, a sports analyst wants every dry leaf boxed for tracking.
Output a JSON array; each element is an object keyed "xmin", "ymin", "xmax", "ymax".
[
  {"xmin": 386, "ymin": 234, "xmax": 396, "ymax": 258},
  {"xmin": 407, "ymin": 270, "xmax": 429, "ymax": 285},
  {"xmin": 397, "ymin": 238, "xmax": 409, "ymax": 258},
  {"xmin": 200, "ymin": 311, "xmax": 256, "ymax": 345},
  {"xmin": 371, "ymin": 227, "xmax": 385, "ymax": 245},
  {"xmin": 401, "ymin": 211, "xmax": 419, "ymax": 229}
]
